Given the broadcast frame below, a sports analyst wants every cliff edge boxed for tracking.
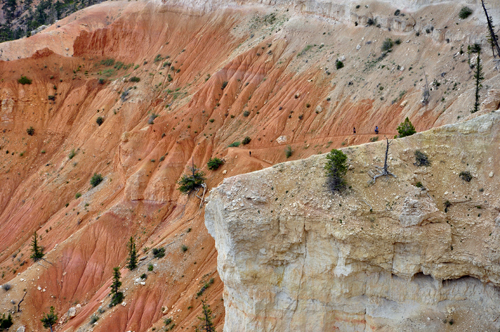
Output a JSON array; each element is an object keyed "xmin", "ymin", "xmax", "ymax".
[{"xmin": 206, "ymin": 110, "xmax": 500, "ymax": 331}]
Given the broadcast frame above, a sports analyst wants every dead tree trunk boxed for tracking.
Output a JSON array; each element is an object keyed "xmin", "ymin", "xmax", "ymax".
[
  {"xmin": 481, "ymin": 0, "xmax": 500, "ymax": 68},
  {"xmin": 17, "ymin": 291, "xmax": 27, "ymax": 312},
  {"xmin": 422, "ymin": 72, "xmax": 430, "ymax": 105},
  {"xmin": 370, "ymin": 138, "xmax": 397, "ymax": 184}
]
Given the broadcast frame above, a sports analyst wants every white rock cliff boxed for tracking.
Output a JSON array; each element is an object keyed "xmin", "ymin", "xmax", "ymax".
[{"xmin": 206, "ymin": 111, "xmax": 500, "ymax": 331}]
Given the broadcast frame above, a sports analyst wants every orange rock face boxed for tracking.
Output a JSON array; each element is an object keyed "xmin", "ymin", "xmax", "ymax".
[{"xmin": 0, "ymin": 0, "xmax": 498, "ymax": 331}]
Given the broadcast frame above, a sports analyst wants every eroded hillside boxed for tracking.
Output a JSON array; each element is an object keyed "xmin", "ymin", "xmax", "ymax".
[{"xmin": 0, "ymin": 0, "xmax": 499, "ymax": 331}]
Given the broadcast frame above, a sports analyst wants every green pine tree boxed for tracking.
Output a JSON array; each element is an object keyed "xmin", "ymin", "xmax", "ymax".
[
  {"xmin": 30, "ymin": 231, "xmax": 44, "ymax": 261},
  {"xmin": 196, "ymin": 299, "xmax": 215, "ymax": 332},
  {"xmin": 472, "ymin": 48, "xmax": 484, "ymax": 113},
  {"xmin": 41, "ymin": 306, "xmax": 58, "ymax": 332},
  {"xmin": 397, "ymin": 117, "xmax": 416, "ymax": 138},
  {"xmin": 126, "ymin": 237, "xmax": 138, "ymax": 270},
  {"xmin": 109, "ymin": 267, "xmax": 124, "ymax": 307}
]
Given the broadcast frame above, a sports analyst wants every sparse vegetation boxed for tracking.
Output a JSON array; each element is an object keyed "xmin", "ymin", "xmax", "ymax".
[
  {"xmin": 41, "ymin": 306, "xmax": 57, "ymax": 332},
  {"xmin": 196, "ymin": 299, "xmax": 215, "ymax": 332},
  {"xmin": 243, "ymin": 111, "xmax": 250, "ymax": 117},
  {"xmin": 459, "ymin": 171, "xmax": 473, "ymax": 182},
  {"xmin": 30, "ymin": 231, "xmax": 44, "ymax": 261},
  {"xmin": 397, "ymin": 117, "xmax": 416, "ymax": 137},
  {"xmin": 0, "ymin": 313, "xmax": 13, "ymax": 330},
  {"xmin": 130, "ymin": 76, "xmax": 140, "ymax": 82},
  {"xmin": 196, "ymin": 278, "xmax": 214, "ymax": 298},
  {"xmin": 148, "ymin": 113, "xmax": 159, "ymax": 124},
  {"xmin": 109, "ymin": 267, "xmax": 124, "ymax": 307},
  {"xmin": 459, "ymin": 6, "xmax": 473, "ymax": 19},
  {"xmin": 181, "ymin": 245, "xmax": 188, "ymax": 253},
  {"xmin": 242, "ymin": 136, "xmax": 251, "ymax": 145},
  {"xmin": 228, "ymin": 141, "xmax": 241, "ymax": 147},
  {"xmin": 381, "ymin": 38, "xmax": 393, "ymax": 52},
  {"xmin": 335, "ymin": 60, "xmax": 344, "ymax": 69},
  {"xmin": 75, "ymin": 192, "xmax": 82, "ymax": 199},
  {"xmin": 148, "ymin": 264, "xmax": 154, "ymax": 271},
  {"xmin": 26, "ymin": 126, "xmax": 35, "ymax": 136},
  {"xmin": 444, "ymin": 200, "xmax": 452, "ymax": 213},
  {"xmin": 1, "ymin": 284, "xmax": 11, "ymax": 292},
  {"xmin": 152, "ymin": 247, "xmax": 166, "ymax": 259},
  {"xmin": 324, "ymin": 149, "xmax": 348, "ymax": 193},
  {"xmin": 127, "ymin": 237, "xmax": 138, "ymax": 270},
  {"xmin": 370, "ymin": 136, "xmax": 379, "ymax": 142},
  {"xmin": 100, "ymin": 58, "xmax": 115, "ymax": 66},
  {"xmin": 285, "ymin": 146, "xmax": 293, "ymax": 158},
  {"xmin": 207, "ymin": 157, "xmax": 224, "ymax": 171},
  {"xmin": 221, "ymin": 81, "xmax": 228, "ymax": 90},
  {"xmin": 18, "ymin": 76, "xmax": 32, "ymax": 85},
  {"xmin": 90, "ymin": 314, "xmax": 99, "ymax": 325},
  {"xmin": 177, "ymin": 164, "xmax": 206, "ymax": 194},
  {"xmin": 90, "ymin": 173, "xmax": 104, "ymax": 187},
  {"xmin": 414, "ymin": 150, "xmax": 430, "ymax": 166},
  {"xmin": 96, "ymin": 117, "xmax": 104, "ymax": 126},
  {"xmin": 68, "ymin": 149, "xmax": 76, "ymax": 159}
]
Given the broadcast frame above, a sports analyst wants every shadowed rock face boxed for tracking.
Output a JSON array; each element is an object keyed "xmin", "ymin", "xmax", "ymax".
[{"xmin": 206, "ymin": 111, "xmax": 500, "ymax": 332}]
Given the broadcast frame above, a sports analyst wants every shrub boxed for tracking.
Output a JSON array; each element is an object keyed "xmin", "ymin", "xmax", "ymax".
[
  {"xmin": 75, "ymin": 192, "xmax": 82, "ymax": 199},
  {"xmin": 98, "ymin": 78, "xmax": 106, "ymax": 84},
  {"xmin": 381, "ymin": 38, "xmax": 393, "ymax": 52},
  {"xmin": 100, "ymin": 59, "xmax": 115, "ymax": 66},
  {"xmin": 394, "ymin": 9, "xmax": 401, "ymax": 16},
  {"xmin": 221, "ymin": 81, "xmax": 228, "ymax": 90},
  {"xmin": 242, "ymin": 136, "xmax": 251, "ymax": 145},
  {"xmin": 459, "ymin": 171, "xmax": 472, "ymax": 182},
  {"xmin": 367, "ymin": 18, "xmax": 376, "ymax": 26},
  {"xmin": 18, "ymin": 76, "xmax": 32, "ymax": 85},
  {"xmin": 370, "ymin": 136, "xmax": 379, "ymax": 142},
  {"xmin": 228, "ymin": 141, "xmax": 241, "ymax": 147},
  {"xmin": 140, "ymin": 273, "xmax": 147, "ymax": 279},
  {"xmin": 207, "ymin": 157, "xmax": 224, "ymax": 170},
  {"xmin": 148, "ymin": 114, "xmax": 159, "ymax": 125},
  {"xmin": 0, "ymin": 313, "xmax": 13, "ymax": 330},
  {"xmin": 90, "ymin": 173, "xmax": 104, "ymax": 187},
  {"xmin": 152, "ymin": 247, "xmax": 165, "ymax": 258},
  {"xmin": 414, "ymin": 150, "xmax": 430, "ymax": 166},
  {"xmin": 96, "ymin": 117, "xmax": 104, "ymax": 126},
  {"xmin": 26, "ymin": 126, "xmax": 35, "ymax": 136},
  {"xmin": 324, "ymin": 149, "xmax": 348, "ymax": 192},
  {"xmin": 285, "ymin": 146, "xmax": 293, "ymax": 158},
  {"xmin": 148, "ymin": 264, "xmax": 154, "ymax": 271},
  {"xmin": 181, "ymin": 245, "xmax": 188, "ymax": 252},
  {"xmin": 68, "ymin": 149, "xmax": 76, "ymax": 159},
  {"xmin": 177, "ymin": 165, "xmax": 206, "ymax": 194},
  {"xmin": 48, "ymin": 95, "xmax": 55, "ymax": 101},
  {"xmin": 397, "ymin": 117, "xmax": 416, "ymax": 137},
  {"xmin": 395, "ymin": 39, "xmax": 402, "ymax": 45},
  {"xmin": 243, "ymin": 111, "xmax": 250, "ymax": 117},
  {"xmin": 90, "ymin": 314, "xmax": 99, "ymax": 324},
  {"xmin": 459, "ymin": 7, "xmax": 473, "ymax": 19},
  {"xmin": 130, "ymin": 76, "xmax": 140, "ymax": 82},
  {"xmin": 415, "ymin": 181, "xmax": 423, "ymax": 188},
  {"xmin": 335, "ymin": 60, "xmax": 344, "ymax": 69},
  {"xmin": 209, "ymin": 119, "xmax": 215, "ymax": 123},
  {"xmin": 2, "ymin": 284, "xmax": 11, "ymax": 291}
]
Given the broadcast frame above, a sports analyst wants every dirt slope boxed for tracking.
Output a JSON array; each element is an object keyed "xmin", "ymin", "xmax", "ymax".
[{"xmin": 0, "ymin": 0, "xmax": 499, "ymax": 331}]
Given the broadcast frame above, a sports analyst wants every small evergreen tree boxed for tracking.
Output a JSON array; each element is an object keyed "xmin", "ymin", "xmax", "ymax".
[
  {"xmin": 41, "ymin": 306, "xmax": 58, "ymax": 332},
  {"xmin": 195, "ymin": 299, "xmax": 215, "ymax": 332},
  {"xmin": 30, "ymin": 231, "xmax": 44, "ymax": 261},
  {"xmin": 324, "ymin": 149, "xmax": 348, "ymax": 192},
  {"xmin": 126, "ymin": 237, "xmax": 137, "ymax": 270},
  {"xmin": 397, "ymin": 117, "xmax": 416, "ymax": 137},
  {"xmin": 109, "ymin": 267, "xmax": 124, "ymax": 307},
  {"xmin": 0, "ymin": 313, "xmax": 13, "ymax": 330},
  {"xmin": 472, "ymin": 47, "xmax": 484, "ymax": 113},
  {"xmin": 177, "ymin": 163, "xmax": 206, "ymax": 194}
]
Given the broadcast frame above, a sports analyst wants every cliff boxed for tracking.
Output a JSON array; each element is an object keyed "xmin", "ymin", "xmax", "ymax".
[
  {"xmin": 0, "ymin": 0, "xmax": 499, "ymax": 330},
  {"xmin": 206, "ymin": 110, "xmax": 500, "ymax": 331}
]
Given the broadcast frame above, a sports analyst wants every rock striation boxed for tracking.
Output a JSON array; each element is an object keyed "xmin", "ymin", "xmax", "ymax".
[{"xmin": 206, "ymin": 111, "xmax": 500, "ymax": 331}]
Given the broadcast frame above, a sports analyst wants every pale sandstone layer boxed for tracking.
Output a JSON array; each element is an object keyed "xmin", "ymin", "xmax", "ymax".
[{"xmin": 206, "ymin": 111, "xmax": 500, "ymax": 332}]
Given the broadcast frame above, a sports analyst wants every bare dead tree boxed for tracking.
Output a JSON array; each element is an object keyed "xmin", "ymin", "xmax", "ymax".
[
  {"xmin": 17, "ymin": 291, "xmax": 27, "ymax": 312},
  {"xmin": 370, "ymin": 138, "xmax": 397, "ymax": 184},
  {"xmin": 422, "ymin": 72, "xmax": 430, "ymax": 105},
  {"xmin": 481, "ymin": 0, "xmax": 500, "ymax": 68}
]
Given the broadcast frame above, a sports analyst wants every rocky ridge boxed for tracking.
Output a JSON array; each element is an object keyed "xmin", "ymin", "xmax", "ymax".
[{"xmin": 206, "ymin": 110, "xmax": 500, "ymax": 331}]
